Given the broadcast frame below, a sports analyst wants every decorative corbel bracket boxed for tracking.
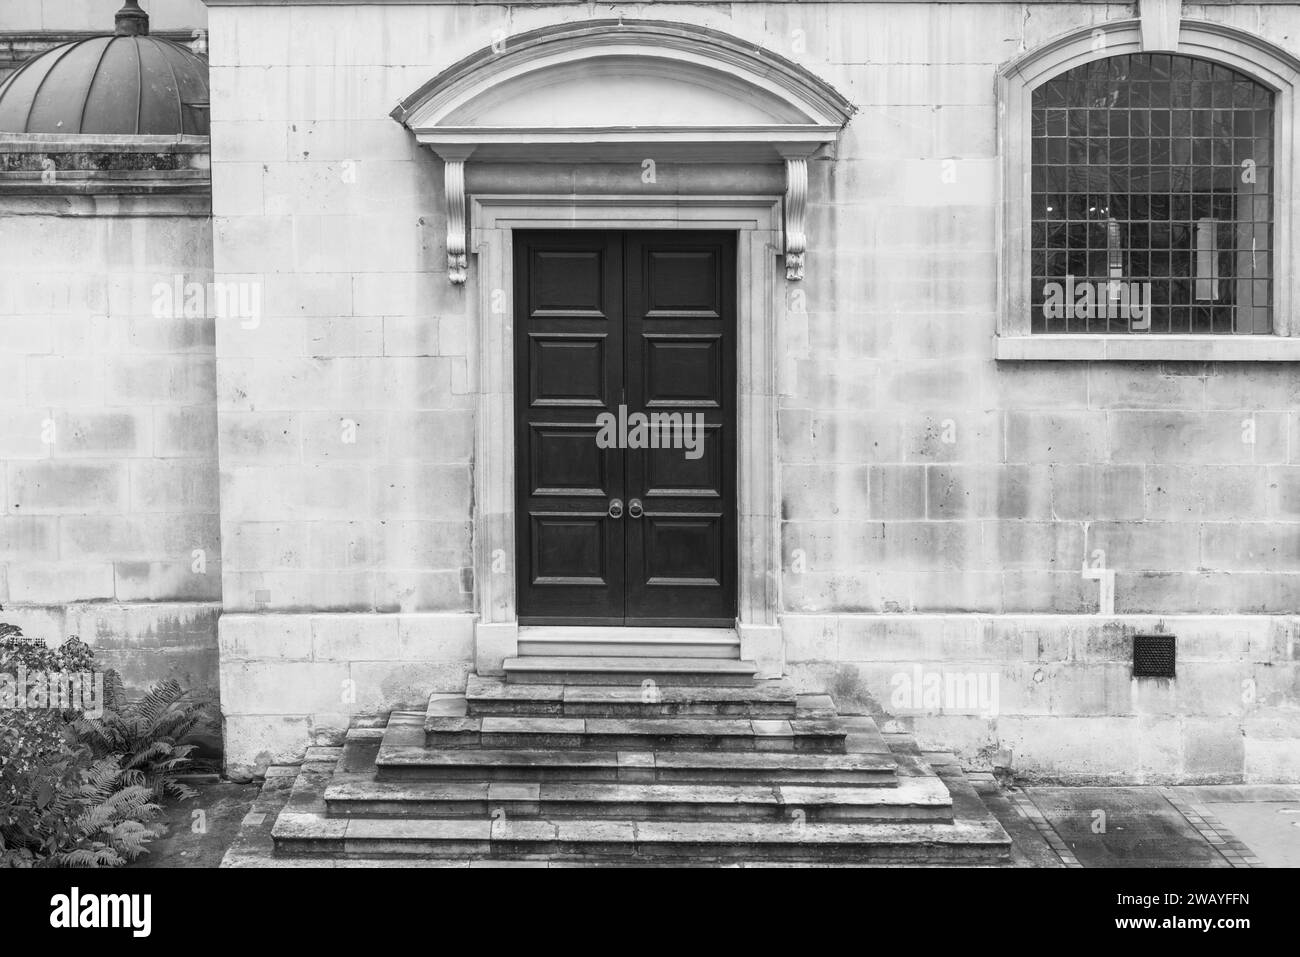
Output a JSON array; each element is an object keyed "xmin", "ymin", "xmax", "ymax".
[
  {"xmin": 783, "ymin": 156, "xmax": 808, "ymax": 281},
  {"xmin": 433, "ymin": 146, "xmax": 475, "ymax": 285},
  {"xmin": 1139, "ymin": 0, "xmax": 1183, "ymax": 52}
]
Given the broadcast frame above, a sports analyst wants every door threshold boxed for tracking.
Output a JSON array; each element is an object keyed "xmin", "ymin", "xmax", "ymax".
[{"xmin": 518, "ymin": 625, "xmax": 741, "ymax": 659}]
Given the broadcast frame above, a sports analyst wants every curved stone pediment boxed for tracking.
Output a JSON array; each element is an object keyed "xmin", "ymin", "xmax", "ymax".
[
  {"xmin": 441, "ymin": 56, "xmax": 810, "ymax": 130},
  {"xmin": 392, "ymin": 20, "xmax": 854, "ymax": 283},
  {"xmin": 392, "ymin": 20, "xmax": 853, "ymax": 155}
]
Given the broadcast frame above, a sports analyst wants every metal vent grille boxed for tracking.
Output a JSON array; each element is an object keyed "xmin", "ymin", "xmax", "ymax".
[{"xmin": 1133, "ymin": 633, "xmax": 1176, "ymax": 678}]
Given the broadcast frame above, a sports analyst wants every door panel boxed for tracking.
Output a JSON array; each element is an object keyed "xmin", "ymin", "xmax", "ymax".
[
  {"xmin": 642, "ymin": 514, "xmax": 725, "ymax": 585},
  {"xmin": 644, "ymin": 248, "xmax": 723, "ymax": 316},
  {"xmin": 515, "ymin": 230, "xmax": 736, "ymax": 626},
  {"xmin": 624, "ymin": 231, "xmax": 737, "ymax": 625},
  {"xmin": 529, "ymin": 513, "xmax": 612, "ymax": 585},
  {"xmin": 643, "ymin": 334, "xmax": 724, "ymax": 406},
  {"xmin": 515, "ymin": 232, "xmax": 625, "ymax": 623},
  {"xmin": 528, "ymin": 334, "xmax": 609, "ymax": 407},
  {"xmin": 645, "ymin": 424, "xmax": 723, "ymax": 496},
  {"xmin": 528, "ymin": 423, "xmax": 607, "ymax": 496}
]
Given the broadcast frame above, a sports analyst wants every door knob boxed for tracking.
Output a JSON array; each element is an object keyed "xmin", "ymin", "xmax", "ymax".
[
  {"xmin": 608, "ymin": 498, "xmax": 623, "ymax": 519},
  {"xmin": 628, "ymin": 498, "xmax": 643, "ymax": 519}
]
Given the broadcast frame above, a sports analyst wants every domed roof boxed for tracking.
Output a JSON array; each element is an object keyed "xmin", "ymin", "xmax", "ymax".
[{"xmin": 0, "ymin": 2, "xmax": 209, "ymax": 136}]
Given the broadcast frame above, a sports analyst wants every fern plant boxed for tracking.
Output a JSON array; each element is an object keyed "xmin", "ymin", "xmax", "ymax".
[
  {"xmin": 70, "ymin": 678, "xmax": 217, "ymax": 800},
  {"xmin": 0, "ymin": 606, "xmax": 165, "ymax": 867},
  {"xmin": 0, "ymin": 728, "xmax": 160, "ymax": 868},
  {"xmin": 51, "ymin": 756, "xmax": 161, "ymax": 867}
]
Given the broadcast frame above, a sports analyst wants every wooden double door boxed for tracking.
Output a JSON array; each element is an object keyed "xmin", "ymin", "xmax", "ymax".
[{"xmin": 514, "ymin": 230, "xmax": 737, "ymax": 626}]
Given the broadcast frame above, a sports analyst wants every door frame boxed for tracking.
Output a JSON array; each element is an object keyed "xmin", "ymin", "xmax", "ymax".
[{"xmin": 469, "ymin": 194, "xmax": 784, "ymax": 676}]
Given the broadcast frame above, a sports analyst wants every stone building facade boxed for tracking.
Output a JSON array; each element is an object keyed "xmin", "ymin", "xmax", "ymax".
[{"xmin": 2, "ymin": 0, "xmax": 1298, "ymax": 783}]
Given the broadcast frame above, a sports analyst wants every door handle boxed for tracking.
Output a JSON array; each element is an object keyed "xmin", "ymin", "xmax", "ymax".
[
  {"xmin": 628, "ymin": 498, "xmax": 643, "ymax": 519},
  {"xmin": 608, "ymin": 498, "xmax": 623, "ymax": 519}
]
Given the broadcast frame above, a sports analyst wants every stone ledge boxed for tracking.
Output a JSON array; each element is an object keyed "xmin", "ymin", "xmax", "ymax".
[{"xmin": 996, "ymin": 334, "xmax": 1300, "ymax": 362}]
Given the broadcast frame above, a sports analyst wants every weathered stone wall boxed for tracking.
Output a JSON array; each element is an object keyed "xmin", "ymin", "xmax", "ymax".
[
  {"xmin": 208, "ymin": 5, "xmax": 480, "ymax": 771},
  {"xmin": 786, "ymin": 614, "xmax": 1298, "ymax": 784},
  {"xmin": 0, "ymin": 0, "xmax": 207, "ymax": 33},
  {"xmin": 782, "ymin": 1, "xmax": 1300, "ymax": 618},
  {"xmin": 0, "ymin": 199, "xmax": 220, "ymax": 697},
  {"xmin": 219, "ymin": 612, "xmax": 472, "ymax": 769},
  {"xmin": 201, "ymin": 1, "xmax": 1299, "ymax": 780}
]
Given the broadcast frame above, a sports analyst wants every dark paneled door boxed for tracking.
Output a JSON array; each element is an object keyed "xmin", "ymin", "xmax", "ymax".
[{"xmin": 515, "ymin": 230, "xmax": 737, "ymax": 626}]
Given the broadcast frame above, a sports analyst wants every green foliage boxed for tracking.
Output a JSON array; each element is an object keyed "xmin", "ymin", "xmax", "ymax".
[
  {"xmin": 49, "ymin": 756, "xmax": 161, "ymax": 868},
  {"xmin": 0, "ymin": 605, "xmax": 205, "ymax": 868},
  {"xmin": 71, "ymin": 678, "xmax": 217, "ymax": 800},
  {"xmin": 0, "ymin": 715, "xmax": 162, "ymax": 868},
  {"xmin": 0, "ymin": 629, "xmax": 96, "ymax": 676}
]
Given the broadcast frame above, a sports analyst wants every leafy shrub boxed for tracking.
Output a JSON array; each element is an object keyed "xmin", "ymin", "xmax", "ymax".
[
  {"xmin": 0, "ymin": 629, "xmax": 95, "ymax": 676},
  {"xmin": 0, "ymin": 707, "xmax": 162, "ymax": 867},
  {"xmin": 0, "ymin": 607, "xmax": 187, "ymax": 867}
]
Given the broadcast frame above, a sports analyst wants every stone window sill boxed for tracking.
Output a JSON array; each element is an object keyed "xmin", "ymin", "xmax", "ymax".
[{"xmin": 994, "ymin": 335, "xmax": 1300, "ymax": 362}]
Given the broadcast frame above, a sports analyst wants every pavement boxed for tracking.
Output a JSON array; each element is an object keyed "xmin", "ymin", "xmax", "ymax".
[
  {"xmin": 972, "ymin": 776, "xmax": 1300, "ymax": 868},
  {"xmin": 126, "ymin": 780, "xmax": 261, "ymax": 869}
]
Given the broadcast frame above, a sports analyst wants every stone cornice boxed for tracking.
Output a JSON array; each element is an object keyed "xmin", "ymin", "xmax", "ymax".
[
  {"xmin": 0, "ymin": 30, "xmax": 200, "ymax": 69},
  {"xmin": 0, "ymin": 133, "xmax": 211, "ymax": 197}
]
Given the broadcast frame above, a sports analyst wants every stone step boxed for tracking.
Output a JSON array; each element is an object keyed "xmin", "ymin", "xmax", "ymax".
[
  {"xmin": 374, "ymin": 746, "xmax": 899, "ymax": 785},
  {"xmin": 517, "ymin": 626, "xmax": 741, "ymax": 660},
  {"xmin": 464, "ymin": 675, "xmax": 801, "ymax": 718},
  {"xmin": 323, "ymin": 775, "xmax": 953, "ymax": 823},
  {"xmin": 424, "ymin": 713, "xmax": 847, "ymax": 753},
  {"xmin": 503, "ymin": 656, "xmax": 758, "ymax": 686},
  {"xmin": 271, "ymin": 812, "xmax": 1010, "ymax": 864}
]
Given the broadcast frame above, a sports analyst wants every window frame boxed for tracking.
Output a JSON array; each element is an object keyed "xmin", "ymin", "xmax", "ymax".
[{"xmin": 996, "ymin": 19, "xmax": 1300, "ymax": 360}]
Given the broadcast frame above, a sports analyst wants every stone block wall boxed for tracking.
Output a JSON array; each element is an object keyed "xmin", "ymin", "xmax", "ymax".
[
  {"xmin": 779, "ymin": 0, "xmax": 1300, "ymax": 617},
  {"xmin": 207, "ymin": 5, "xmax": 483, "ymax": 773},
  {"xmin": 193, "ymin": 0, "xmax": 1299, "ymax": 779},
  {"xmin": 0, "ymin": 0, "xmax": 207, "ymax": 33},
  {"xmin": 786, "ymin": 614, "xmax": 1298, "ymax": 784},
  {"xmin": 0, "ymin": 201, "xmax": 220, "ymax": 696},
  {"xmin": 218, "ymin": 612, "xmax": 472, "ymax": 770}
]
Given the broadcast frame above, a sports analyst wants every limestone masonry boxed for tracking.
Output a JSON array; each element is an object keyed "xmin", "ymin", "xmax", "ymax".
[{"xmin": 0, "ymin": 0, "xmax": 1296, "ymax": 784}]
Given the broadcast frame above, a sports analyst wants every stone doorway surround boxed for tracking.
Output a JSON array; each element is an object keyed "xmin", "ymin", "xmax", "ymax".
[{"xmin": 390, "ymin": 20, "xmax": 854, "ymax": 677}]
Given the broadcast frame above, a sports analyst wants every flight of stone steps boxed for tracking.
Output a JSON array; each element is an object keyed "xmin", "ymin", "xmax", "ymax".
[{"xmin": 268, "ymin": 656, "xmax": 1013, "ymax": 865}]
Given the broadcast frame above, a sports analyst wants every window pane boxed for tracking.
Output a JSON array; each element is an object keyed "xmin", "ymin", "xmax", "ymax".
[{"xmin": 1031, "ymin": 54, "xmax": 1274, "ymax": 334}]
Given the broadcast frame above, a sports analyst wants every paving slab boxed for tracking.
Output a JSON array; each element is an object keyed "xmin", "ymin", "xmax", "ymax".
[
  {"xmin": 969, "ymin": 781, "xmax": 1065, "ymax": 868},
  {"xmin": 1024, "ymin": 787, "xmax": 1230, "ymax": 868},
  {"xmin": 1200, "ymin": 802, "xmax": 1300, "ymax": 867}
]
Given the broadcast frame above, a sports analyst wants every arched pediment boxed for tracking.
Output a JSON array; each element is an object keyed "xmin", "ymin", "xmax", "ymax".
[
  {"xmin": 441, "ymin": 57, "xmax": 810, "ymax": 129},
  {"xmin": 391, "ymin": 20, "xmax": 853, "ymax": 158},
  {"xmin": 393, "ymin": 20, "xmax": 853, "ymax": 285}
]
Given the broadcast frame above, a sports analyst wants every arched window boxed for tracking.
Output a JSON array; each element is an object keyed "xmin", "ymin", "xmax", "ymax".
[
  {"xmin": 997, "ymin": 21, "xmax": 1300, "ymax": 360},
  {"xmin": 1031, "ymin": 54, "xmax": 1272, "ymax": 335}
]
